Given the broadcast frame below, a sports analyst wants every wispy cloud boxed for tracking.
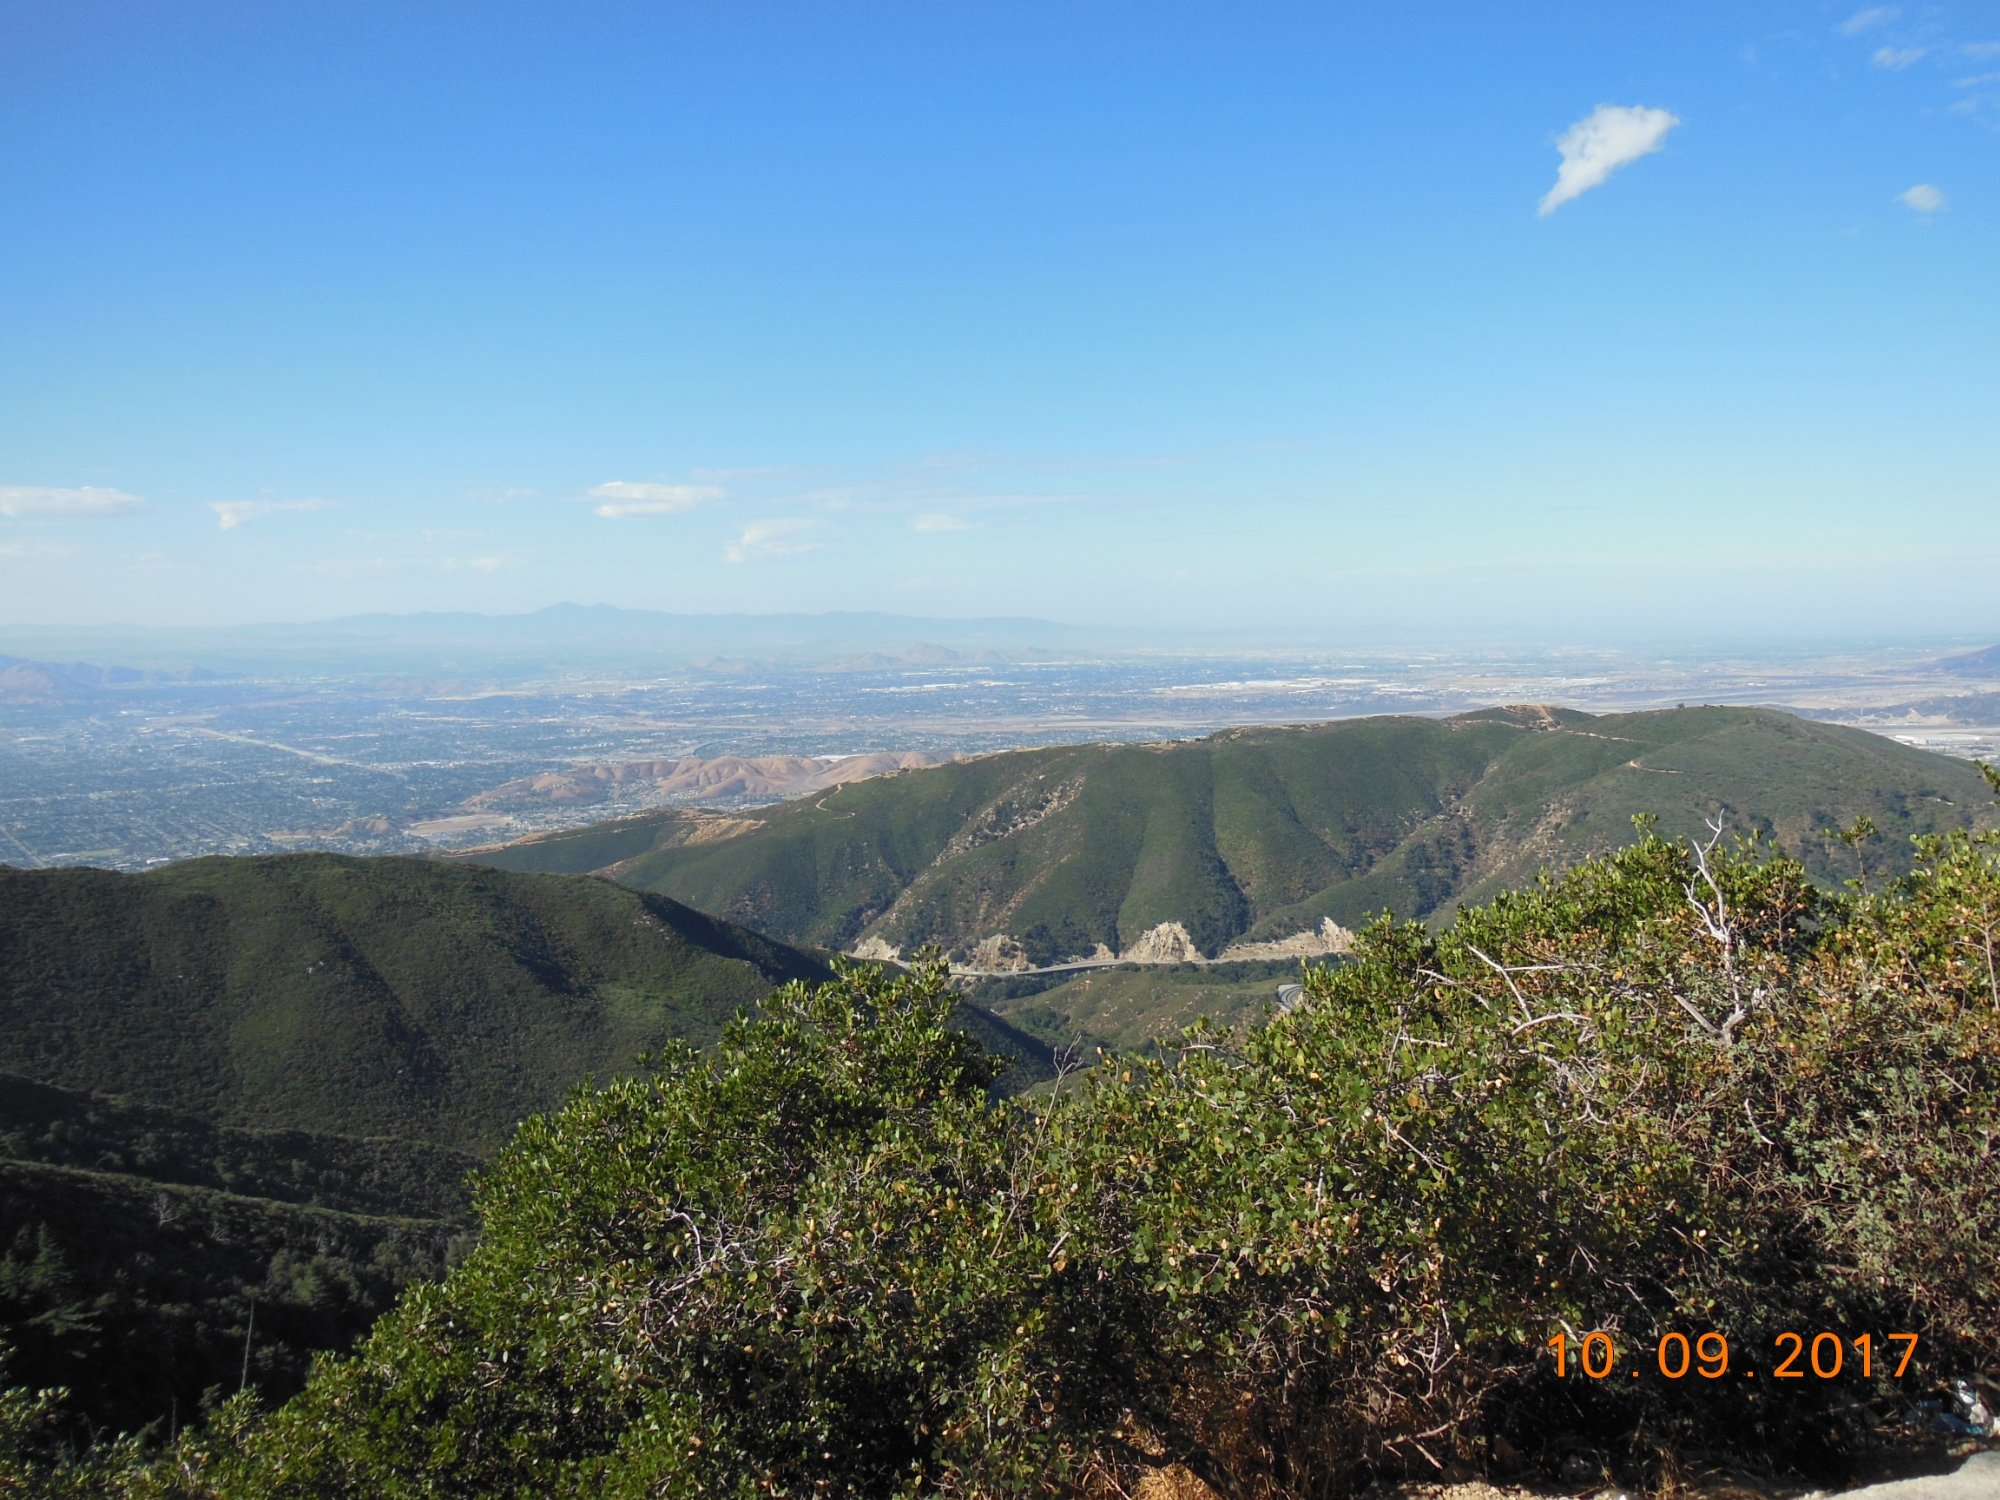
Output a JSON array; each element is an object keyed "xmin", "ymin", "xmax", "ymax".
[
  {"xmin": 1839, "ymin": 6, "xmax": 1900, "ymax": 35},
  {"xmin": 0, "ymin": 484, "xmax": 144, "ymax": 519},
  {"xmin": 1963, "ymin": 40, "xmax": 2000, "ymax": 60},
  {"xmin": 304, "ymin": 547, "xmax": 515, "ymax": 578},
  {"xmin": 1539, "ymin": 104, "xmax": 1681, "ymax": 215},
  {"xmin": 593, "ymin": 499, "xmax": 715, "ymax": 519},
  {"xmin": 911, "ymin": 513, "xmax": 973, "ymax": 533},
  {"xmin": 688, "ymin": 465, "xmax": 805, "ymax": 484},
  {"xmin": 724, "ymin": 518, "xmax": 822, "ymax": 564},
  {"xmin": 211, "ymin": 498, "xmax": 328, "ymax": 531},
  {"xmin": 588, "ymin": 481, "xmax": 724, "ymax": 519},
  {"xmin": 1872, "ymin": 44, "xmax": 1927, "ymax": 69},
  {"xmin": 1956, "ymin": 71, "xmax": 2000, "ymax": 88},
  {"xmin": 1898, "ymin": 183, "xmax": 1947, "ymax": 212},
  {"xmin": 0, "ymin": 540, "xmax": 76, "ymax": 562}
]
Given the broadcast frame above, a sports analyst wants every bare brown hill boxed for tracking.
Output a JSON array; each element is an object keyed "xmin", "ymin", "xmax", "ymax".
[{"xmin": 462, "ymin": 750, "xmax": 957, "ymax": 813}]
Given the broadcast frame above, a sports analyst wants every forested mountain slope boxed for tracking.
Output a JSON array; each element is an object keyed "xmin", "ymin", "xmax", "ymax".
[
  {"xmin": 0, "ymin": 854, "xmax": 830, "ymax": 1153},
  {"xmin": 468, "ymin": 705, "xmax": 1997, "ymax": 964},
  {"xmin": 0, "ymin": 854, "xmax": 853, "ymax": 1437},
  {"xmin": 0, "ymin": 854, "xmax": 1057, "ymax": 1442}
]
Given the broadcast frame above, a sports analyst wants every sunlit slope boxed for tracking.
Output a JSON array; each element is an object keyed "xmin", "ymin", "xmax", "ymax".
[
  {"xmin": 0, "ymin": 854, "xmax": 830, "ymax": 1153},
  {"xmin": 469, "ymin": 706, "xmax": 1998, "ymax": 962}
]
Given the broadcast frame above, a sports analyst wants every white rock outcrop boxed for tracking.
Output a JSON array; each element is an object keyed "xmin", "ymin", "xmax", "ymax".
[
  {"xmin": 1118, "ymin": 921, "xmax": 1202, "ymax": 965},
  {"xmin": 965, "ymin": 933, "xmax": 1032, "ymax": 972},
  {"xmin": 1218, "ymin": 918, "xmax": 1356, "ymax": 963}
]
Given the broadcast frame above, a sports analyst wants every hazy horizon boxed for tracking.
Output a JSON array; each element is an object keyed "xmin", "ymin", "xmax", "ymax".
[{"xmin": 2, "ymin": 597, "xmax": 1991, "ymax": 663}]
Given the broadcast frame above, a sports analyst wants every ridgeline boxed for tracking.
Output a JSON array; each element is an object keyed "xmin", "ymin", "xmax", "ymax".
[{"xmin": 467, "ymin": 705, "xmax": 1999, "ymax": 964}]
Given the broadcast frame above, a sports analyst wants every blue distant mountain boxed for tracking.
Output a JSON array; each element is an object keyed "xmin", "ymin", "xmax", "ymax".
[
  {"xmin": 1932, "ymin": 643, "xmax": 2000, "ymax": 676},
  {"xmin": 0, "ymin": 605, "xmax": 1102, "ymax": 678},
  {"xmin": 0, "ymin": 653, "xmax": 221, "ymax": 699}
]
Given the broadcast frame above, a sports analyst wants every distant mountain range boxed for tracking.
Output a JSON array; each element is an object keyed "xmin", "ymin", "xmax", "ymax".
[
  {"xmin": 0, "ymin": 653, "xmax": 219, "ymax": 701},
  {"xmin": 0, "ymin": 603, "xmax": 1099, "ymax": 679},
  {"xmin": 467, "ymin": 705, "xmax": 2000, "ymax": 967},
  {"xmin": 1933, "ymin": 642, "xmax": 2000, "ymax": 676}
]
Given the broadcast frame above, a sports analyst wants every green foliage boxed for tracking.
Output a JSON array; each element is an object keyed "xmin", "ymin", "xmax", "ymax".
[
  {"xmin": 0, "ymin": 854, "xmax": 830, "ymax": 1152},
  {"xmin": 973, "ymin": 960, "xmax": 1303, "ymax": 1054},
  {"xmin": 474, "ymin": 707, "xmax": 2000, "ymax": 964},
  {"xmin": 206, "ymin": 958, "xmax": 1089, "ymax": 1497},
  {"xmin": 0, "ymin": 1074, "xmax": 480, "ymax": 1222},
  {"xmin": 1057, "ymin": 826, "xmax": 1995, "ymax": 1490},
  {"xmin": 12, "ymin": 822, "xmax": 1998, "ymax": 1495},
  {"xmin": 0, "ymin": 1154, "xmax": 459, "ymax": 1451},
  {"xmin": 0, "ymin": 854, "xmax": 836, "ymax": 1449}
]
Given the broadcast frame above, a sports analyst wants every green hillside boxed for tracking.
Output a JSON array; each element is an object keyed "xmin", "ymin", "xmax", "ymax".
[
  {"xmin": 0, "ymin": 855, "xmax": 1056, "ymax": 1444},
  {"xmin": 0, "ymin": 854, "xmax": 830, "ymax": 1153},
  {"xmin": 28, "ymin": 822, "xmax": 1995, "ymax": 1496},
  {"xmin": 0, "ymin": 1073, "xmax": 481, "ymax": 1222},
  {"xmin": 468, "ymin": 705, "xmax": 1998, "ymax": 963},
  {"xmin": 2, "ymin": 1077, "xmax": 480, "ymax": 1446},
  {"xmin": 0, "ymin": 854, "xmax": 831, "ymax": 1439},
  {"xmin": 967, "ymin": 960, "xmax": 1302, "ymax": 1055},
  {"xmin": 1, "ymin": 1154, "xmax": 460, "ymax": 1447}
]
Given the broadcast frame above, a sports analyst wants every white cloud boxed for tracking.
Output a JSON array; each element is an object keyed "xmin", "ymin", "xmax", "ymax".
[
  {"xmin": 1963, "ymin": 40, "xmax": 2000, "ymax": 59},
  {"xmin": 211, "ymin": 498, "xmax": 327, "ymax": 531},
  {"xmin": 1838, "ymin": 6, "xmax": 1900, "ymax": 35},
  {"xmin": 587, "ymin": 481, "xmax": 723, "ymax": 519},
  {"xmin": 1898, "ymin": 183, "xmax": 1947, "ymax": 212},
  {"xmin": 0, "ymin": 484, "xmax": 144, "ymax": 519},
  {"xmin": 594, "ymin": 499, "xmax": 707, "ymax": 519},
  {"xmin": 911, "ymin": 513, "xmax": 973, "ymax": 533},
  {"xmin": 1873, "ymin": 44, "xmax": 1927, "ymax": 69},
  {"xmin": 1539, "ymin": 104, "xmax": 1681, "ymax": 215},
  {"xmin": 724, "ymin": 518, "xmax": 822, "ymax": 564},
  {"xmin": 1955, "ymin": 71, "xmax": 2000, "ymax": 87}
]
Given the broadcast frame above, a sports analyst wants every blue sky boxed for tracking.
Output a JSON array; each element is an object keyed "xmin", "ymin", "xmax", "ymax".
[{"xmin": 2, "ymin": 2, "xmax": 1994, "ymax": 639}]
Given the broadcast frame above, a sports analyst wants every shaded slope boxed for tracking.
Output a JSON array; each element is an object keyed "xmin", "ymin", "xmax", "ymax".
[
  {"xmin": 0, "ymin": 854, "xmax": 830, "ymax": 1154},
  {"xmin": 0, "ymin": 858, "xmax": 1052, "ymax": 1443},
  {"xmin": 1933, "ymin": 642, "xmax": 2000, "ymax": 675},
  {"xmin": 0, "ymin": 1072, "xmax": 481, "ymax": 1221},
  {"xmin": 1, "ymin": 1153, "xmax": 459, "ymax": 1443},
  {"xmin": 0, "ymin": 1079, "xmax": 482, "ymax": 1443},
  {"xmin": 468, "ymin": 706, "xmax": 1998, "ymax": 962}
]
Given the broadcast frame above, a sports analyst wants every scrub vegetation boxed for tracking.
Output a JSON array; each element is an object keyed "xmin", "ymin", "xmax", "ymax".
[{"xmin": 11, "ymin": 798, "xmax": 1996, "ymax": 1496}]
